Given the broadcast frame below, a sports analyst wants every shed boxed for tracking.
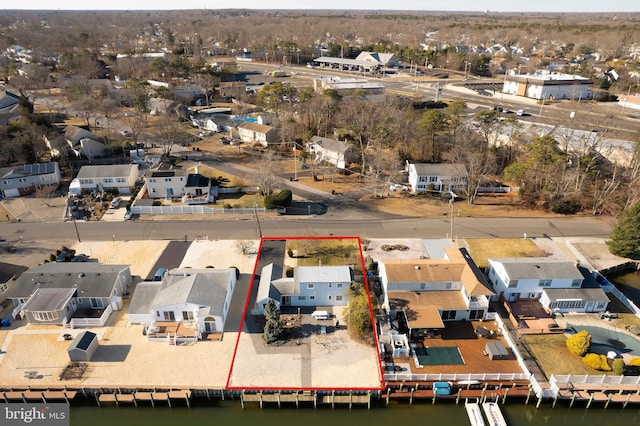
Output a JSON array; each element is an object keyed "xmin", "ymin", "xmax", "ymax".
[
  {"xmin": 67, "ymin": 331, "xmax": 98, "ymax": 361},
  {"xmin": 484, "ymin": 342, "xmax": 509, "ymax": 360}
]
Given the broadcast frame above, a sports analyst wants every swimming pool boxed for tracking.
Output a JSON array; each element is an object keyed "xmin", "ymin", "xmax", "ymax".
[{"xmin": 566, "ymin": 324, "xmax": 640, "ymax": 357}]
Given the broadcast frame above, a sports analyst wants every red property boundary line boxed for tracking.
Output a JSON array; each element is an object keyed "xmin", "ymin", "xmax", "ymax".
[{"xmin": 225, "ymin": 235, "xmax": 385, "ymax": 392}]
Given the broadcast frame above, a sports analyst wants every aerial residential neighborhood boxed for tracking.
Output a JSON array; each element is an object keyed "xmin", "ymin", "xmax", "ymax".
[{"xmin": 1, "ymin": 7, "xmax": 640, "ymax": 422}]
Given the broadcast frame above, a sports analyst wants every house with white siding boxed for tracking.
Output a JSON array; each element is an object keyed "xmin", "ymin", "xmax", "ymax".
[
  {"xmin": 408, "ymin": 163, "xmax": 467, "ymax": 194},
  {"xmin": 307, "ymin": 136, "xmax": 355, "ymax": 169},
  {"xmin": 252, "ymin": 264, "xmax": 353, "ymax": 315},
  {"xmin": 237, "ymin": 122, "xmax": 277, "ymax": 147},
  {"xmin": 128, "ymin": 268, "xmax": 236, "ymax": 343},
  {"xmin": 0, "ymin": 162, "xmax": 61, "ymax": 198},
  {"xmin": 69, "ymin": 164, "xmax": 138, "ymax": 195},
  {"xmin": 487, "ymin": 258, "xmax": 609, "ymax": 313},
  {"xmin": 145, "ymin": 169, "xmax": 187, "ymax": 199}
]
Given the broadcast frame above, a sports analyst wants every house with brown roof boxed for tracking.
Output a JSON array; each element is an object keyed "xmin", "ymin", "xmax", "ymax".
[
  {"xmin": 237, "ymin": 122, "xmax": 277, "ymax": 147},
  {"xmin": 378, "ymin": 247, "xmax": 493, "ymax": 339}
]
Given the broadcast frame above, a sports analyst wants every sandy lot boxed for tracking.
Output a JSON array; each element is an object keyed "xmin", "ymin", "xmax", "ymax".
[{"xmin": 179, "ymin": 239, "xmax": 260, "ymax": 274}]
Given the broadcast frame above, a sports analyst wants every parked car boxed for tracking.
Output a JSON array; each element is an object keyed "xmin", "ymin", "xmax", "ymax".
[
  {"xmin": 71, "ymin": 254, "xmax": 89, "ymax": 262},
  {"xmin": 390, "ymin": 183, "xmax": 409, "ymax": 191},
  {"xmin": 153, "ymin": 268, "xmax": 167, "ymax": 282},
  {"xmin": 124, "ymin": 210, "xmax": 133, "ymax": 221},
  {"xmin": 110, "ymin": 197, "xmax": 122, "ymax": 209},
  {"xmin": 516, "ymin": 109, "xmax": 525, "ymax": 116}
]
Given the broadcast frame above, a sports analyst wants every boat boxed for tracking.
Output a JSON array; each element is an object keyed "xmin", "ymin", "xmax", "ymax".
[
  {"xmin": 465, "ymin": 398, "xmax": 486, "ymax": 426},
  {"xmin": 482, "ymin": 401, "xmax": 508, "ymax": 426}
]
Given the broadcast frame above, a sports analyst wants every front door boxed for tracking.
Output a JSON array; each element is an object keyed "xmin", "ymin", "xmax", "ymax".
[{"xmin": 281, "ymin": 296, "xmax": 291, "ymax": 306}]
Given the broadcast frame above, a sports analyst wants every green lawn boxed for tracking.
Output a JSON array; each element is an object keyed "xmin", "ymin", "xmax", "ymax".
[
  {"xmin": 466, "ymin": 238, "xmax": 545, "ymax": 268},
  {"xmin": 523, "ymin": 334, "xmax": 613, "ymax": 377}
]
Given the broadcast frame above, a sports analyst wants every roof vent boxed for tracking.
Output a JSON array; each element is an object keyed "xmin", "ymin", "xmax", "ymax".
[
  {"xmin": 78, "ymin": 273, "xmax": 85, "ymax": 278},
  {"xmin": 414, "ymin": 265, "xmax": 420, "ymax": 270}
]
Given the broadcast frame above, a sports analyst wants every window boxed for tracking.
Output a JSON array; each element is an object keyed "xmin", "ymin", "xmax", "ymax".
[
  {"xmin": 103, "ymin": 178, "xmax": 113, "ymax": 184},
  {"xmin": 445, "ymin": 282, "xmax": 452, "ymax": 289},
  {"xmin": 508, "ymin": 280, "xmax": 518, "ymax": 288},
  {"xmin": 90, "ymin": 298, "xmax": 104, "ymax": 308},
  {"xmin": 307, "ymin": 284, "xmax": 314, "ymax": 289},
  {"xmin": 539, "ymin": 279, "xmax": 552, "ymax": 287},
  {"xmin": 571, "ymin": 279, "xmax": 581, "ymax": 287},
  {"xmin": 309, "ymin": 295, "xmax": 315, "ymax": 300},
  {"xmin": 420, "ymin": 283, "xmax": 426, "ymax": 290},
  {"xmin": 337, "ymin": 283, "xmax": 343, "ymax": 288},
  {"xmin": 33, "ymin": 311, "xmax": 58, "ymax": 321},
  {"xmin": 116, "ymin": 178, "xmax": 126, "ymax": 183},
  {"xmin": 0, "ymin": 282, "xmax": 7, "ymax": 293},
  {"xmin": 149, "ymin": 178, "xmax": 156, "ymax": 183},
  {"xmin": 298, "ymin": 296, "xmax": 306, "ymax": 301},
  {"xmin": 328, "ymin": 296, "xmax": 332, "ymax": 300},
  {"xmin": 336, "ymin": 296, "xmax": 343, "ymax": 301},
  {"xmin": 429, "ymin": 176, "xmax": 437, "ymax": 182},
  {"xmin": 182, "ymin": 311, "xmax": 194, "ymax": 321},
  {"xmin": 163, "ymin": 311, "xmax": 175, "ymax": 321},
  {"xmin": 596, "ymin": 302, "xmax": 607, "ymax": 309},
  {"xmin": 441, "ymin": 310, "xmax": 455, "ymax": 320}
]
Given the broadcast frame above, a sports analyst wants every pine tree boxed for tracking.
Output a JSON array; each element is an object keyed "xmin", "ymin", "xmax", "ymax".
[{"xmin": 607, "ymin": 201, "xmax": 640, "ymax": 258}]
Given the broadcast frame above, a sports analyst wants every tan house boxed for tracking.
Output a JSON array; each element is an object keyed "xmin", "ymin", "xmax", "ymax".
[{"xmin": 237, "ymin": 122, "xmax": 277, "ymax": 147}]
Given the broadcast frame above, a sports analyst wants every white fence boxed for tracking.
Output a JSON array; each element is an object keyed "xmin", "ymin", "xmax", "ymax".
[
  {"xmin": 131, "ymin": 205, "xmax": 267, "ymax": 215},
  {"xmin": 68, "ymin": 305, "xmax": 113, "ymax": 328},
  {"xmin": 383, "ymin": 372, "xmax": 530, "ymax": 382},
  {"xmin": 478, "ymin": 186, "xmax": 513, "ymax": 193}
]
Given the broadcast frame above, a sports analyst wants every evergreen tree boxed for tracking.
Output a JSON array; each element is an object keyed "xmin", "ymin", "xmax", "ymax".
[
  {"xmin": 263, "ymin": 300, "xmax": 283, "ymax": 344},
  {"xmin": 607, "ymin": 201, "xmax": 640, "ymax": 258}
]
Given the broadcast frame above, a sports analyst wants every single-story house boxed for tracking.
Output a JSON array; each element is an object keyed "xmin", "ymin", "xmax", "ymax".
[
  {"xmin": 127, "ymin": 268, "xmax": 236, "ymax": 343},
  {"xmin": 307, "ymin": 136, "xmax": 356, "ymax": 169},
  {"xmin": 191, "ymin": 113, "xmax": 235, "ymax": 133},
  {"xmin": 378, "ymin": 248, "xmax": 493, "ymax": 339},
  {"xmin": 487, "ymin": 257, "xmax": 609, "ymax": 313},
  {"xmin": 64, "ymin": 125, "xmax": 105, "ymax": 160},
  {"xmin": 253, "ymin": 263, "xmax": 353, "ymax": 315},
  {"xmin": 408, "ymin": 162, "xmax": 468, "ymax": 194},
  {"xmin": 7, "ymin": 263, "xmax": 132, "ymax": 327},
  {"xmin": 69, "ymin": 164, "xmax": 138, "ymax": 196},
  {"xmin": 0, "ymin": 162, "xmax": 61, "ymax": 198},
  {"xmin": 237, "ymin": 122, "xmax": 278, "ymax": 147},
  {"xmin": 67, "ymin": 331, "xmax": 99, "ymax": 361}
]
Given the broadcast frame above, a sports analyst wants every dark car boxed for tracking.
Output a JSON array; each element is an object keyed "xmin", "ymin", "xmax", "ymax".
[
  {"xmin": 71, "ymin": 254, "xmax": 89, "ymax": 262},
  {"xmin": 56, "ymin": 249, "xmax": 76, "ymax": 262}
]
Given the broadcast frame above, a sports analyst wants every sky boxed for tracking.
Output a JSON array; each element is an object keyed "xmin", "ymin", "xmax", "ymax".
[{"xmin": 3, "ymin": 1, "xmax": 638, "ymax": 13}]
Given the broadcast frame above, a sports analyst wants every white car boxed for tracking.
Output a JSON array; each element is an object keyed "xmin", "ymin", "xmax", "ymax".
[
  {"xmin": 516, "ymin": 109, "xmax": 525, "ymax": 116},
  {"xmin": 124, "ymin": 210, "xmax": 133, "ymax": 221},
  {"xmin": 110, "ymin": 197, "xmax": 122, "ymax": 208},
  {"xmin": 390, "ymin": 184, "xmax": 409, "ymax": 191}
]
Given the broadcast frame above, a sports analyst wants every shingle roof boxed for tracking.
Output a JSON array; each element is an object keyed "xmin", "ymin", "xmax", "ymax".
[
  {"xmin": 309, "ymin": 136, "xmax": 349, "ymax": 154},
  {"xmin": 410, "ymin": 163, "xmax": 468, "ymax": 177},
  {"xmin": 490, "ymin": 258, "xmax": 584, "ymax": 280},
  {"xmin": 295, "ymin": 266, "xmax": 352, "ymax": 284},
  {"xmin": 185, "ymin": 173, "xmax": 210, "ymax": 188},
  {"xmin": 76, "ymin": 164, "xmax": 135, "ymax": 179}
]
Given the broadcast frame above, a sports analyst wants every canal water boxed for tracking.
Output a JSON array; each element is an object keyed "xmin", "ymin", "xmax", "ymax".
[
  {"xmin": 71, "ymin": 400, "xmax": 640, "ymax": 426},
  {"xmin": 610, "ymin": 271, "xmax": 640, "ymax": 306}
]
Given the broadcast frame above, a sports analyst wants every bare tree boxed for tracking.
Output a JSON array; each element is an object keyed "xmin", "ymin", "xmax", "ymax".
[
  {"xmin": 234, "ymin": 240, "xmax": 255, "ymax": 255},
  {"xmin": 256, "ymin": 150, "xmax": 279, "ymax": 195}
]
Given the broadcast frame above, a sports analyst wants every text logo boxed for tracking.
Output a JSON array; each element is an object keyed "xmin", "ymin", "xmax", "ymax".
[{"xmin": 3, "ymin": 404, "xmax": 69, "ymax": 426}]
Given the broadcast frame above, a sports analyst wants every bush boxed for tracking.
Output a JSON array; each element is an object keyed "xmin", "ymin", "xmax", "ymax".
[
  {"xmin": 566, "ymin": 330, "xmax": 591, "ymax": 356},
  {"xmin": 287, "ymin": 249, "xmax": 294, "ymax": 258},
  {"xmin": 285, "ymin": 267, "xmax": 294, "ymax": 278},
  {"xmin": 612, "ymin": 358, "xmax": 625, "ymax": 375},
  {"xmin": 264, "ymin": 190, "xmax": 293, "ymax": 209},
  {"xmin": 629, "ymin": 357, "xmax": 640, "ymax": 367},
  {"xmin": 582, "ymin": 353, "xmax": 611, "ymax": 371}
]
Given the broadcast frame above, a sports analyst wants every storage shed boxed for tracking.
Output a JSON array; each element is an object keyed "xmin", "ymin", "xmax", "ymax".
[{"xmin": 67, "ymin": 331, "xmax": 98, "ymax": 361}]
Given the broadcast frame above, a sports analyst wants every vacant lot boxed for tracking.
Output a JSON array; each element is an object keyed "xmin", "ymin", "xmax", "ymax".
[
  {"xmin": 285, "ymin": 238, "xmax": 362, "ymax": 270},
  {"xmin": 466, "ymin": 238, "xmax": 546, "ymax": 269}
]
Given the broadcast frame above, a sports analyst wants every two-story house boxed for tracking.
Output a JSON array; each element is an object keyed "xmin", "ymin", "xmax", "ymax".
[
  {"xmin": 127, "ymin": 268, "xmax": 236, "ymax": 343},
  {"xmin": 237, "ymin": 122, "xmax": 277, "ymax": 147},
  {"xmin": 69, "ymin": 164, "xmax": 138, "ymax": 195},
  {"xmin": 0, "ymin": 162, "xmax": 61, "ymax": 198},
  {"xmin": 146, "ymin": 169, "xmax": 187, "ymax": 199},
  {"xmin": 307, "ymin": 136, "xmax": 356, "ymax": 169},
  {"xmin": 252, "ymin": 264, "xmax": 353, "ymax": 315},
  {"xmin": 487, "ymin": 257, "xmax": 609, "ymax": 313},
  {"xmin": 378, "ymin": 248, "xmax": 493, "ymax": 339},
  {"xmin": 64, "ymin": 125, "xmax": 105, "ymax": 160},
  {"xmin": 408, "ymin": 163, "xmax": 468, "ymax": 194},
  {"xmin": 7, "ymin": 263, "xmax": 132, "ymax": 327}
]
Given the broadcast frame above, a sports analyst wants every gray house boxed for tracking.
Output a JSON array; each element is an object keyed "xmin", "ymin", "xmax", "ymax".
[
  {"xmin": 253, "ymin": 263, "xmax": 353, "ymax": 315},
  {"xmin": 63, "ymin": 125, "xmax": 105, "ymax": 160},
  {"xmin": 0, "ymin": 162, "xmax": 61, "ymax": 198},
  {"xmin": 69, "ymin": 164, "xmax": 138, "ymax": 196},
  {"xmin": 7, "ymin": 263, "xmax": 132, "ymax": 327}
]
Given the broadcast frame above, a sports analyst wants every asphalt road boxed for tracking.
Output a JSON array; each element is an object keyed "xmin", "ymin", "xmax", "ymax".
[{"xmin": 0, "ymin": 216, "xmax": 612, "ymax": 243}]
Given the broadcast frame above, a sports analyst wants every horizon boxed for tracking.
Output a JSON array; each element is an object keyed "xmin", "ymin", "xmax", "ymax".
[{"xmin": 1, "ymin": 0, "xmax": 638, "ymax": 13}]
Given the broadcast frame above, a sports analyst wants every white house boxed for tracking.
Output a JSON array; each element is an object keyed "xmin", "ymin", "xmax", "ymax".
[
  {"xmin": 408, "ymin": 163, "xmax": 468, "ymax": 194},
  {"xmin": 0, "ymin": 162, "xmax": 61, "ymax": 198},
  {"xmin": 312, "ymin": 76, "xmax": 385, "ymax": 101},
  {"xmin": 378, "ymin": 248, "xmax": 493, "ymax": 338},
  {"xmin": 487, "ymin": 258, "xmax": 609, "ymax": 313},
  {"xmin": 69, "ymin": 164, "xmax": 138, "ymax": 195},
  {"xmin": 127, "ymin": 268, "xmax": 236, "ymax": 342},
  {"xmin": 252, "ymin": 264, "xmax": 353, "ymax": 315},
  {"xmin": 502, "ymin": 72, "xmax": 593, "ymax": 101},
  {"xmin": 146, "ymin": 169, "xmax": 187, "ymax": 199},
  {"xmin": 307, "ymin": 136, "xmax": 355, "ymax": 169}
]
